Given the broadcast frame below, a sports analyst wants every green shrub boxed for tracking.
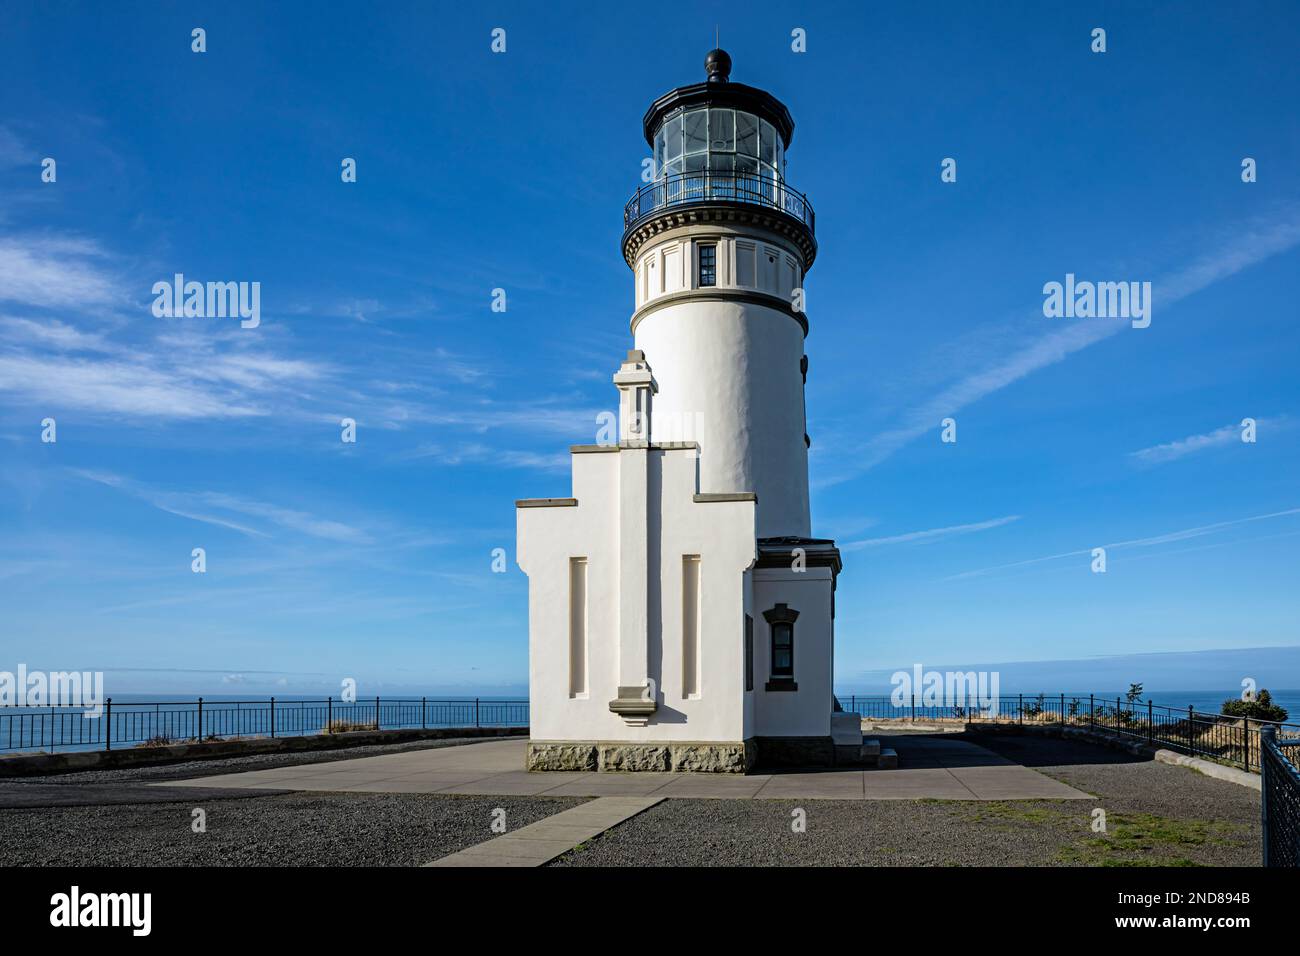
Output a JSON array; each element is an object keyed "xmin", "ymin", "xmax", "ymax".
[{"xmin": 1221, "ymin": 689, "xmax": 1289, "ymax": 722}]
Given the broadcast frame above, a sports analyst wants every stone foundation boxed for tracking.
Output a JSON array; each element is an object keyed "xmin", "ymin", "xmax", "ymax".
[
  {"xmin": 527, "ymin": 739, "xmax": 756, "ymax": 773},
  {"xmin": 525, "ymin": 742, "xmax": 598, "ymax": 771}
]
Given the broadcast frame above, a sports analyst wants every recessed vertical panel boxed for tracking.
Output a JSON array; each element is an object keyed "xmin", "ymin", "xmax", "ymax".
[
  {"xmin": 569, "ymin": 557, "xmax": 587, "ymax": 698},
  {"xmin": 682, "ymin": 555, "xmax": 701, "ymax": 698},
  {"xmin": 664, "ymin": 245, "xmax": 682, "ymax": 293},
  {"xmin": 736, "ymin": 240, "xmax": 755, "ymax": 287}
]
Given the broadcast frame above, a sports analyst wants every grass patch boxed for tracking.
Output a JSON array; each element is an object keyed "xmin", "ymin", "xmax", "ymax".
[
  {"xmin": 1055, "ymin": 812, "xmax": 1243, "ymax": 866},
  {"xmin": 969, "ymin": 801, "xmax": 1066, "ymax": 825}
]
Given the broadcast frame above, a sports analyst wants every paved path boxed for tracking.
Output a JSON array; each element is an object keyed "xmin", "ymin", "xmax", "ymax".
[
  {"xmin": 158, "ymin": 734, "xmax": 1091, "ymax": 801},
  {"xmin": 424, "ymin": 797, "xmax": 664, "ymax": 867}
]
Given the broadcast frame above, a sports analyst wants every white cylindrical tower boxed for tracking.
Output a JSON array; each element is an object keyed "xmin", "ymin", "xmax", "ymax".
[{"xmin": 622, "ymin": 50, "xmax": 817, "ymax": 539}]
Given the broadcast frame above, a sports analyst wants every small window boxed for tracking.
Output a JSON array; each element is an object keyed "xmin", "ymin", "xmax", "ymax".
[
  {"xmin": 771, "ymin": 622, "xmax": 793, "ymax": 678},
  {"xmin": 744, "ymin": 615, "xmax": 754, "ymax": 692},
  {"xmin": 763, "ymin": 603, "xmax": 799, "ymax": 688},
  {"xmin": 698, "ymin": 245, "xmax": 717, "ymax": 287}
]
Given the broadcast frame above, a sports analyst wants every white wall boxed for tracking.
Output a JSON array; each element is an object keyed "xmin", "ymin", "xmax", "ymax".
[
  {"xmin": 750, "ymin": 567, "xmax": 835, "ymax": 738},
  {"xmin": 518, "ymin": 445, "xmax": 757, "ymax": 743}
]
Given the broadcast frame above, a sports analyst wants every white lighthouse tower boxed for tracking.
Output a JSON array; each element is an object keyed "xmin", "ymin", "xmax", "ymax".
[{"xmin": 517, "ymin": 51, "xmax": 854, "ymax": 772}]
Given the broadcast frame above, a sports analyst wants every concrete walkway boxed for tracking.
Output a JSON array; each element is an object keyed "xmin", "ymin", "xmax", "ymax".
[
  {"xmin": 159, "ymin": 734, "xmax": 1091, "ymax": 801},
  {"xmin": 424, "ymin": 797, "xmax": 664, "ymax": 867}
]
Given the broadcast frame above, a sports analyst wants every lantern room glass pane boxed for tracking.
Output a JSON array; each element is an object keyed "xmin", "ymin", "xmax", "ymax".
[
  {"xmin": 709, "ymin": 108, "xmax": 734, "ymax": 151},
  {"xmin": 736, "ymin": 111, "xmax": 758, "ymax": 157},
  {"xmin": 683, "ymin": 108, "xmax": 708, "ymax": 155},
  {"xmin": 663, "ymin": 113, "xmax": 683, "ymax": 162},
  {"xmin": 759, "ymin": 119, "xmax": 776, "ymax": 165}
]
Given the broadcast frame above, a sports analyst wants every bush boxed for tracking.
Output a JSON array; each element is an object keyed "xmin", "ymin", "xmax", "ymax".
[
  {"xmin": 1221, "ymin": 689, "xmax": 1289, "ymax": 723},
  {"xmin": 322, "ymin": 720, "xmax": 378, "ymax": 735}
]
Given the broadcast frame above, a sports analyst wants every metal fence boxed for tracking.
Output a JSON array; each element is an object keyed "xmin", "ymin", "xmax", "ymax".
[
  {"xmin": 623, "ymin": 169, "xmax": 815, "ymax": 233},
  {"xmin": 1261, "ymin": 727, "xmax": 1300, "ymax": 866},
  {"xmin": 0, "ymin": 697, "xmax": 530, "ymax": 754},
  {"xmin": 841, "ymin": 693, "xmax": 1300, "ymax": 775}
]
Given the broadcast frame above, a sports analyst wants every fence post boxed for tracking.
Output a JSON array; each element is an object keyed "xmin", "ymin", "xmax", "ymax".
[
  {"xmin": 270, "ymin": 697, "xmax": 276, "ymax": 738},
  {"xmin": 421, "ymin": 696, "xmax": 426, "ymax": 730},
  {"xmin": 1018, "ymin": 694, "xmax": 1023, "ymax": 726},
  {"xmin": 104, "ymin": 697, "xmax": 112, "ymax": 752},
  {"xmin": 1243, "ymin": 718, "xmax": 1250, "ymax": 772},
  {"xmin": 1188, "ymin": 705, "xmax": 1194, "ymax": 753},
  {"xmin": 197, "ymin": 697, "xmax": 203, "ymax": 742},
  {"xmin": 1089, "ymin": 694, "xmax": 1094, "ymax": 729},
  {"xmin": 1261, "ymin": 725, "xmax": 1274, "ymax": 867},
  {"xmin": 475, "ymin": 697, "xmax": 481, "ymax": 728},
  {"xmin": 375, "ymin": 695, "xmax": 380, "ymax": 731},
  {"xmin": 1147, "ymin": 700, "xmax": 1153, "ymax": 745},
  {"xmin": 1060, "ymin": 693, "xmax": 1065, "ymax": 726},
  {"xmin": 328, "ymin": 696, "xmax": 333, "ymax": 732}
]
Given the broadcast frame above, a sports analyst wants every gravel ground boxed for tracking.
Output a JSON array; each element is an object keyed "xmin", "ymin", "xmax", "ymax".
[
  {"xmin": 0, "ymin": 792, "xmax": 585, "ymax": 866},
  {"xmin": 549, "ymin": 734, "xmax": 1261, "ymax": 867},
  {"xmin": 0, "ymin": 735, "xmax": 500, "ymax": 790},
  {"xmin": 0, "ymin": 733, "xmax": 1263, "ymax": 867},
  {"xmin": 0, "ymin": 736, "xmax": 587, "ymax": 866}
]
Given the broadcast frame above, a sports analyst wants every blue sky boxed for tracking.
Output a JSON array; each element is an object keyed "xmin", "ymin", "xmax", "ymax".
[{"xmin": 1, "ymin": 1, "xmax": 1297, "ymax": 696}]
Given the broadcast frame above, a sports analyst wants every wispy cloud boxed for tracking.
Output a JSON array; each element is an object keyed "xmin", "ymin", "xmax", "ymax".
[
  {"xmin": 72, "ymin": 470, "xmax": 371, "ymax": 543},
  {"xmin": 392, "ymin": 441, "xmax": 570, "ymax": 473},
  {"xmin": 817, "ymin": 207, "xmax": 1300, "ymax": 486},
  {"xmin": 945, "ymin": 507, "xmax": 1300, "ymax": 581},
  {"xmin": 1130, "ymin": 416, "xmax": 1290, "ymax": 466},
  {"xmin": 843, "ymin": 515, "xmax": 1020, "ymax": 551},
  {"xmin": 0, "ymin": 236, "xmax": 123, "ymax": 309}
]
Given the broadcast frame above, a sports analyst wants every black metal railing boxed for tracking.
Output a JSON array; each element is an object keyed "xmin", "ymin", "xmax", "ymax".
[
  {"xmin": 0, "ymin": 697, "xmax": 529, "ymax": 754},
  {"xmin": 623, "ymin": 169, "xmax": 814, "ymax": 233},
  {"xmin": 1261, "ymin": 726, "xmax": 1300, "ymax": 866},
  {"xmin": 840, "ymin": 693, "xmax": 1300, "ymax": 775}
]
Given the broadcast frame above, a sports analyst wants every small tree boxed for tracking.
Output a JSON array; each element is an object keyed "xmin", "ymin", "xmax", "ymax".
[
  {"xmin": 1222, "ymin": 689, "xmax": 1289, "ymax": 723},
  {"xmin": 1126, "ymin": 683, "xmax": 1144, "ymax": 705}
]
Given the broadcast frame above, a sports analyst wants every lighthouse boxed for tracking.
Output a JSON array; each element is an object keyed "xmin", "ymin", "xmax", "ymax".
[{"xmin": 517, "ymin": 51, "xmax": 855, "ymax": 772}]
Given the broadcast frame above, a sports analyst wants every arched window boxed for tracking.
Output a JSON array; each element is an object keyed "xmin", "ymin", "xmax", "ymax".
[{"xmin": 763, "ymin": 603, "xmax": 799, "ymax": 691}]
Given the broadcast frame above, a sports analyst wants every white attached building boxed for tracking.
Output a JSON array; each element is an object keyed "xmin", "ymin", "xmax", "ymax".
[{"xmin": 517, "ymin": 50, "xmax": 855, "ymax": 772}]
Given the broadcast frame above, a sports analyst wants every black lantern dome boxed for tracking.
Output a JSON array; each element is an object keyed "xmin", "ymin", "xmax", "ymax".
[{"xmin": 621, "ymin": 50, "xmax": 815, "ymax": 268}]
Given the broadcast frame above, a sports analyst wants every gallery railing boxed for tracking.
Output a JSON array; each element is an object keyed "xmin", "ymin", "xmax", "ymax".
[
  {"xmin": 840, "ymin": 693, "xmax": 1300, "ymax": 775},
  {"xmin": 0, "ymin": 697, "xmax": 530, "ymax": 754},
  {"xmin": 623, "ymin": 169, "xmax": 815, "ymax": 234},
  {"xmin": 1261, "ymin": 726, "xmax": 1300, "ymax": 866}
]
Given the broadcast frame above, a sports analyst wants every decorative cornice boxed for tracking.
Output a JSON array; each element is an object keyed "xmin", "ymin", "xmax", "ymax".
[
  {"xmin": 756, "ymin": 536, "xmax": 843, "ymax": 577},
  {"xmin": 621, "ymin": 202, "xmax": 817, "ymax": 270}
]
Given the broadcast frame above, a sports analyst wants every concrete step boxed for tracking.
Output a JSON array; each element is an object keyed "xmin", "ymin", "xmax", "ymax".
[
  {"xmin": 861, "ymin": 738, "xmax": 881, "ymax": 757},
  {"xmin": 876, "ymin": 748, "xmax": 899, "ymax": 769}
]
